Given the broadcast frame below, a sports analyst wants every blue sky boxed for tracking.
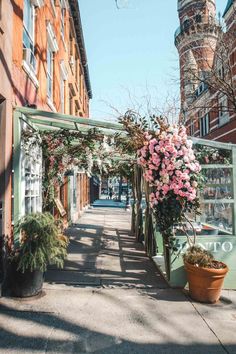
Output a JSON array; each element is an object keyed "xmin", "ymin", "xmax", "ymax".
[{"xmin": 79, "ymin": 0, "xmax": 228, "ymax": 121}]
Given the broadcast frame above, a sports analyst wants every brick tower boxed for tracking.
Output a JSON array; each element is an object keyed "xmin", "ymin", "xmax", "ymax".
[{"xmin": 175, "ymin": 0, "xmax": 219, "ymax": 115}]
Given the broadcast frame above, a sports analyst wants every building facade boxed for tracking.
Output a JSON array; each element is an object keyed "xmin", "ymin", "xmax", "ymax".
[
  {"xmin": 0, "ymin": 0, "xmax": 14, "ymax": 276},
  {"xmin": 175, "ymin": 0, "xmax": 236, "ymax": 143},
  {"xmin": 0, "ymin": 0, "xmax": 92, "ymax": 253}
]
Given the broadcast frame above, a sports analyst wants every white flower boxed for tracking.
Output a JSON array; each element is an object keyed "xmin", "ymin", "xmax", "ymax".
[
  {"xmin": 212, "ymin": 153, "xmax": 217, "ymax": 160},
  {"xmin": 175, "ymin": 160, "xmax": 183, "ymax": 169},
  {"xmin": 162, "ymin": 174, "xmax": 170, "ymax": 184}
]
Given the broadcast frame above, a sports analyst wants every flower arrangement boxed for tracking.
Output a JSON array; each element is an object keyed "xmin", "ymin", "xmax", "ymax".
[{"xmin": 137, "ymin": 121, "xmax": 202, "ymax": 237}]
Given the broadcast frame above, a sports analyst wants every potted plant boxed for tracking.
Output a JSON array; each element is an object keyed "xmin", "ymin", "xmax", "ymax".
[
  {"xmin": 2, "ymin": 212, "xmax": 69, "ymax": 298},
  {"xmin": 183, "ymin": 245, "xmax": 228, "ymax": 303}
]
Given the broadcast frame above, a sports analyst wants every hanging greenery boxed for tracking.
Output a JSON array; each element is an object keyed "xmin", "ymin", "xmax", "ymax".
[{"xmin": 22, "ymin": 126, "xmax": 135, "ymax": 210}]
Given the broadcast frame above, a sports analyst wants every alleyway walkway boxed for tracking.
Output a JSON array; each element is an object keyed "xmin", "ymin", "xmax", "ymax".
[
  {"xmin": 45, "ymin": 206, "xmax": 167, "ymax": 289},
  {"xmin": 0, "ymin": 206, "xmax": 236, "ymax": 353}
]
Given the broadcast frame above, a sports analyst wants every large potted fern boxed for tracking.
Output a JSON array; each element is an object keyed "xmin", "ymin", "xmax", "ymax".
[{"xmin": 3, "ymin": 213, "xmax": 68, "ymax": 297}]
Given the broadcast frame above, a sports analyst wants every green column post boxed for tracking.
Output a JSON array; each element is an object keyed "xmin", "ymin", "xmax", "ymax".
[{"xmin": 13, "ymin": 110, "xmax": 22, "ymax": 244}]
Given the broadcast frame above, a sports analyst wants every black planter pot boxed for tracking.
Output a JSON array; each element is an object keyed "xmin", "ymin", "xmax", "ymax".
[{"xmin": 2, "ymin": 261, "xmax": 44, "ymax": 298}]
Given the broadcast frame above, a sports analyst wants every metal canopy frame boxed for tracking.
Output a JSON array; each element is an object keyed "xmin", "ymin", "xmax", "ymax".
[
  {"xmin": 13, "ymin": 107, "xmax": 236, "ymax": 230},
  {"xmin": 14, "ymin": 107, "xmax": 124, "ymax": 132},
  {"xmin": 13, "ymin": 107, "xmax": 128, "ymax": 227}
]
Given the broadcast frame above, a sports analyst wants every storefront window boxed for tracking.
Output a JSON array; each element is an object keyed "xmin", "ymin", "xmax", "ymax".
[{"xmin": 22, "ymin": 145, "xmax": 42, "ymax": 215}]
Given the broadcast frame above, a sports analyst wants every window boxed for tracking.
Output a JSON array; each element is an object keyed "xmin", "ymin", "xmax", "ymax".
[
  {"xmin": 79, "ymin": 65, "xmax": 83, "ymax": 96},
  {"xmin": 219, "ymin": 96, "xmax": 228, "ymax": 117},
  {"xmin": 60, "ymin": 61, "xmax": 68, "ymax": 113},
  {"xmin": 50, "ymin": 0, "xmax": 56, "ymax": 16},
  {"xmin": 195, "ymin": 14, "xmax": 202, "ymax": 23},
  {"xmin": 69, "ymin": 32, "xmax": 73, "ymax": 56},
  {"xmin": 218, "ymin": 64, "xmax": 225, "ymax": 80},
  {"xmin": 190, "ymin": 120, "xmax": 195, "ymax": 136},
  {"xmin": 60, "ymin": 77, "xmax": 65, "ymax": 113},
  {"xmin": 218, "ymin": 95, "xmax": 229, "ymax": 126},
  {"xmin": 75, "ymin": 100, "xmax": 79, "ymax": 116},
  {"xmin": 200, "ymin": 113, "xmax": 210, "ymax": 137},
  {"xmin": 47, "ymin": 47, "xmax": 53, "ymax": 100},
  {"xmin": 23, "ymin": 0, "xmax": 36, "ymax": 70},
  {"xmin": 21, "ymin": 137, "xmax": 42, "ymax": 216},
  {"xmin": 183, "ymin": 18, "xmax": 190, "ymax": 31},
  {"xmin": 46, "ymin": 23, "xmax": 58, "ymax": 103},
  {"xmin": 60, "ymin": 2, "xmax": 65, "ymax": 39},
  {"xmin": 24, "ymin": 155, "xmax": 42, "ymax": 214},
  {"xmin": 75, "ymin": 51, "xmax": 78, "ymax": 83},
  {"xmin": 69, "ymin": 89, "xmax": 73, "ymax": 115}
]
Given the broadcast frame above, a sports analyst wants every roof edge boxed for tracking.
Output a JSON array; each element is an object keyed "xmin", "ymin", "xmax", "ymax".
[{"xmin": 69, "ymin": 0, "xmax": 92, "ymax": 99}]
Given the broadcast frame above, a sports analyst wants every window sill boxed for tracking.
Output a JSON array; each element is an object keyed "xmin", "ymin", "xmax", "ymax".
[
  {"xmin": 22, "ymin": 60, "xmax": 39, "ymax": 88},
  {"xmin": 47, "ymin": 97, "xmax": 57, "ymax": 112}
]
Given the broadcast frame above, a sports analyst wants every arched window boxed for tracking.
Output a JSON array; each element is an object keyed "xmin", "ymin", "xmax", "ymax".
[
  {"xmin": 183, "ymin": 19, "xmax": 190, "ymax": 31},
  {"xmin": 196, "ymin": 13, "xmax": 202, "ymax": 23}
]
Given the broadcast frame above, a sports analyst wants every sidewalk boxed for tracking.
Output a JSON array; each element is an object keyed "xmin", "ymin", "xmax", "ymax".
[{"xmin": 0, "ymin": 206, "xmax": 236, "ymax": 353}]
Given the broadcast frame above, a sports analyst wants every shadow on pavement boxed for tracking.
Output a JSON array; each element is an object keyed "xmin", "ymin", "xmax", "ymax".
[{"xmin": 0, "ymin": 302, "xmax": 231, "ymax": 354}]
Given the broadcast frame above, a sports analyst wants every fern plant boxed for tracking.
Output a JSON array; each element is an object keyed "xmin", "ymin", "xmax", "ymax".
[{"xmin": 13, "ymin": 213, "xmax": 69, "ymax": 273}]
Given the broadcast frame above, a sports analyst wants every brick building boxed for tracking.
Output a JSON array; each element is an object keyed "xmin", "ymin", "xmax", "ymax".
[
  {"xmin": 0, "ymin": 0, "xmax": 92, "ymax": 251},
  {"xmin": 175, "ymin": 0, "xmax": 236, "ymax": 143},
  {"xmin": 0, "ymin": 0, "xmax": 14, "ymax": 276}
]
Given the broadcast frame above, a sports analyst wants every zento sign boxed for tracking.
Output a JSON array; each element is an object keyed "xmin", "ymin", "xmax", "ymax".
[{"xmin": 180, "ymin": 241, "xmax": 233, "ymax": 253}]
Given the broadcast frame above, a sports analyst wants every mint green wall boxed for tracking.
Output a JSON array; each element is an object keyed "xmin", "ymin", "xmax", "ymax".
[{"xmin": 170, "ymin": 236, "xmax": 236, "ymax": 289}]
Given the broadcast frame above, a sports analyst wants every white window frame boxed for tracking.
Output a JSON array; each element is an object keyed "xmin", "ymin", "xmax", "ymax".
[
  {"xmin": 61, "ymin": 7, "xmax": 65, "ymax": 39},
  {"xmin": 46, "ymin": 22, "xmax": 58, "ymax": 103},
  {"xmin": 190, "ymin": 120, "xmax": 195, "ymax": 136},
  {"xmin": 23, "ymin": 0, "xmax": 36, "ymax": 71},
  {"xmin": 20, "ymin": 126, "xmax": 42, "ymax": 216},
  {"xmin": 22, "ymin": 149, "xmax": 42, "ymax": 215},
  {"xmin": 60, "ymin": 61, "xmax": 68, "ymax": 113},
  {"xmin": 218, "ymin": 95, "xmax": 229, "ymax": 126},
  {"xmin": 50, "ymin": 0, "xmax": 56, "ymax": 17},
  {"xmin": 200, "ymin": 113, "xmax": 210, "ymax": 137},
  {"xmin": 60, "ymin": 0, "xmax": 66, "ymax": 39},
  {"xmin": 47, "ymin": 46, "xmax": 54, "ymax": 100}
]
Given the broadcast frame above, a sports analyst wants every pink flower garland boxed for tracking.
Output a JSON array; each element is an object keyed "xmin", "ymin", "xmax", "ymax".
[{"xmin": 137, "ymin": 125, "xmax": 201, "ymax": 208}]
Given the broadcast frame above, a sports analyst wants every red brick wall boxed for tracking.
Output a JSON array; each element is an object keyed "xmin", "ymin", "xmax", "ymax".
[
  {"xmin": 178, "ymin": 2, "xmax": 236, "ymax": 144},
  {"xmin": 12, "ymin": 0, "xmax": 89, "ymax": 116}
]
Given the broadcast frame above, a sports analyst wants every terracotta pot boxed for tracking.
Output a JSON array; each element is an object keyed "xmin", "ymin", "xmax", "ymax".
[{"xmin": 184, "ymin": 261, "xmax": 228, "ymax": 304}]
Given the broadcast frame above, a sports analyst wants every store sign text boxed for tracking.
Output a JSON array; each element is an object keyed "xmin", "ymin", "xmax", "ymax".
[{"xmin": 181, "ymin": 241, "xmax": 233, "ymax": 253}]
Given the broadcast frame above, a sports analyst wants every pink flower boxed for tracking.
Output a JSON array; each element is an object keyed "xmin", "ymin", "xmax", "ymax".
[{"xmin": 162, "ymin": 184, "xmax": 170, "ymax": 195}]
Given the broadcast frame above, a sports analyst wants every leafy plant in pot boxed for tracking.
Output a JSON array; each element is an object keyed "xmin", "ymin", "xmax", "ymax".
[
  {"xmin": 183, "ymin": 245, "xmax": 228, "ymax": 304},
  {"xmin": 2, "ymin": 212, "xmax": 69, "ymax": 298}
]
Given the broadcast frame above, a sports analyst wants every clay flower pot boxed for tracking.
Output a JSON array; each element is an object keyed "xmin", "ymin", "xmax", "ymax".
[{"xmin": 184, "ymin": 261, "xmax": 229, "ymax": 304}]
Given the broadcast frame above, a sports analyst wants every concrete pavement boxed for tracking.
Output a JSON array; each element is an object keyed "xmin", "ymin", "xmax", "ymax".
[{"xmin": 0, "ymin": 206, "xmax": 236, "ymax": 353}]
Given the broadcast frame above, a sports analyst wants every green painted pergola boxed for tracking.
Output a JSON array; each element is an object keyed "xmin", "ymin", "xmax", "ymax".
[
  {"xmin": 13, "ymin": 106, "xmax": 236, "ymax": 289},
  {"xmin": 13, "ymin": 107, "xmax": 129, "ymax": 226},
  {"xmin": 14, "ymin": 106, "xmax": 125, "ymax": 133}
]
